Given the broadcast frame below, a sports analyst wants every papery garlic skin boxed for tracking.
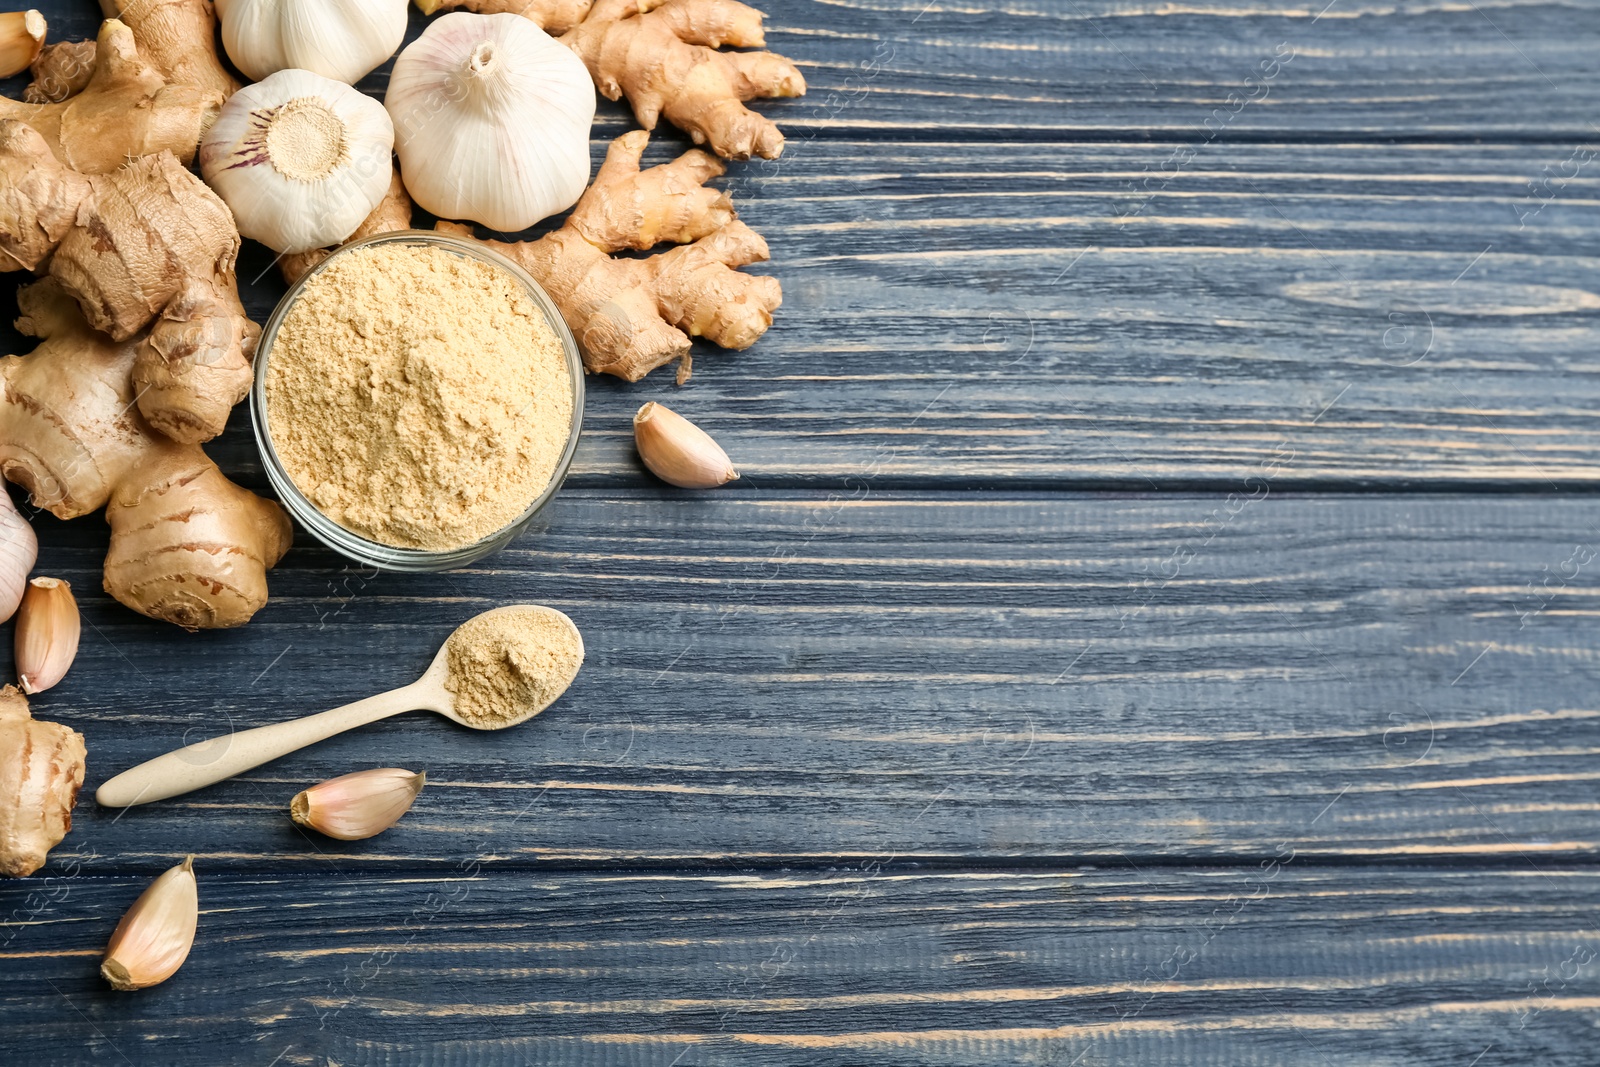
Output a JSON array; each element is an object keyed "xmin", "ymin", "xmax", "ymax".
[
  {"xmin": 15, "ymin": 577, "xmax": 78, "ymax": 695},
  {"xmin": 385, "ymin": 12, "xmax": 595, "ymax": 232},
  {"xmin": 216, "ymin": 0, "xmax": 408, "ymax": 84},
  {"xmin": 102, "ymin": 856, "xmax": 199, "ymax": 991},
  {"xmin": 290, "ymin": 768, "xmax": 425, "ymax": 841},
  {"xmin": 0, "ymin": 489, "xmax": 37, "ymax": 625},
  {"xmin": 200, "ymin": 69, "xmax": 395, "ymax": 255}
]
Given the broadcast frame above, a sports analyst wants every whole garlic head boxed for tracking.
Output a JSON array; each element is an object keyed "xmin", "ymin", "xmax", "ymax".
[
  {"xmin": 216, "ymin": 0, "xmax": 409, "ymax": 84},
  {"xmin": 385, "ymin": 12, "xmax": 595, "ymax": 232},
  {"xmin": 200, "ymin": 69, "xmax": 396, "ymax": 255}
]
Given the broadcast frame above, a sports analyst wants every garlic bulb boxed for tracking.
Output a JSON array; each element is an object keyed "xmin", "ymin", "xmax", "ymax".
[
  {"xmin": 215, "ymin": 0, "xmax": 408, "ymax": 84},
  {"xmin": 200, "ymin": 69, "xmax": 395, "ymax": 255},
  {"xmin": 385, "ymin": 12, "xmax": 595, "ymax": 232}
]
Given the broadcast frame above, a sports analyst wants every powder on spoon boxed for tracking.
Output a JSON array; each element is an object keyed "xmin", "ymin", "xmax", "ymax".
[
  {"xmin": 445, "ymin": 607, "xmax": 584, "ymax": 728},
  {"xmin": 265, "ymin": 241, "xmax": 573, "ymax": 550}
]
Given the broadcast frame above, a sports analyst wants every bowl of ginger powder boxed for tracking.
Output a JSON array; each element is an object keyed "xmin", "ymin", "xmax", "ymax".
[{"xmin": 252, "ymin": 231, "xmax": 583, "ymax": 570}]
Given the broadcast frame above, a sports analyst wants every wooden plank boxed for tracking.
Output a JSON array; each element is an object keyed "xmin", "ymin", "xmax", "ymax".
[
  {"xmin": 760, "ymin": 0, "xmax": 1600, "ymax": 140},
  {"xmin": 18, "ymin": 0, "xmax": 1600, "ymax": 139},
  {"xmin": 608, "ymin": 140, "xmax": 1600, "ymax": 488},
  {"xmin": 8, "ymin": 9, "xmax": 1598, "ymax": 487},
  {"xmin": 14, "ymin": 490, "xmax": 1600, "ymax": 871},
  {"xmin": 8, "ymin": 140, "xmax": 1591, "ymax": 490},
  {"xmin": 3, "ymin": 865, "xmax": 1597, "ymax": 1064}
]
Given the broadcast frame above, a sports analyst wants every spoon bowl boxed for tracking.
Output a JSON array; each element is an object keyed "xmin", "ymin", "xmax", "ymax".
[
  {"xmin": 96, "ymin": 605, "xmax": 583, "ymax": 808},
  {"xmin": 434, "ymin": 605, "xmax": 585, "ymax": 731}
]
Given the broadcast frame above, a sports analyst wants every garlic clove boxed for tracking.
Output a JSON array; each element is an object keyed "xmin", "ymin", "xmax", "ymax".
[
  {"xmin": 386, "ymin": 12, "xmax": 596, "ymax": 232},
  {"xmin": 199, "ymin": 69, "xmax": 395, "ymax": 254},
  {"xmin": 633, "ymin": 403, "xmax": 739, "ymax": 489},
  {"xmin": 0, "ymin": 488, "xmax": 38, "ymax": 625},
  {"xmin": 0, "ymin": 10, "xmax": 44, "ymax": 79},
  {"xmin": 217, "ymin": 0, "xmax": 409, "ymax": 85},
  {"xmin": 102, "ymin": 856, "xmax": 199, "ymax": 991},
  {"xmin": 290, "ymin": 768, "xmax": 425, "ymax": 841},
  {"xmin": 15, "ymin": 577, "xmax": 79, "ymax": 695}
]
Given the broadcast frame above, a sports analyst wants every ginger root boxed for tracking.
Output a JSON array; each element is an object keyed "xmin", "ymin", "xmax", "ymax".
[
  {"xmin": 98, "ymin": 0, "xmax": 240, "ymax": 98},
  {"xmin": 25, "ymin": 1, "xmax": 238, "ymax": 106},
  {"xmin": 26, "ymin": 40, "xmax": 96, "ymax": 103},
  {"xmin": 0, "ymin": 685, "xmax": 86, "ymax": 878},
  {"xmin": 566, "ymin": 0, "xmax": 804, "ymax": 159},
  {"xmin": 0, "ymin": 119, "xmax": 255, "ymax": 445},
  {"xmin": 441, "ymin": 130, "xmax": 781, "ymax": 381},
  {"xmin": 4, "ymin": 281, "xmax": 291, "ymax": 629},
  {"xmin": 418, "ymin": 0, "xmax": 805, "ymax": 159},
  {"xmin": 0, "ymin": 20, "xmax": 221, "ymax": 173}
]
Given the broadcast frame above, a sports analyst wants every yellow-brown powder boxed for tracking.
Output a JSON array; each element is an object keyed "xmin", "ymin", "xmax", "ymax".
[
  {"xmin": 444, "ymin": 607, "xmax": 584, "ymax": 728},
  {"xmin": 265, "ymin": 242, "xmax": 573, "ymax": 550}
]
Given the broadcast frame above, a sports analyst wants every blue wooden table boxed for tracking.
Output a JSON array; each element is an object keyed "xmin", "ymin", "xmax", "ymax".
[{"xmin": 4, "ymin": 1, "xmax": 1600, "ymax": 1064}]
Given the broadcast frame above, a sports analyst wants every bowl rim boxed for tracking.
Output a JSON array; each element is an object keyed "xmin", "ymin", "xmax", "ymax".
[{"xmin": 249, "ymin": 228, "xmax": 586, "ymax": 572}]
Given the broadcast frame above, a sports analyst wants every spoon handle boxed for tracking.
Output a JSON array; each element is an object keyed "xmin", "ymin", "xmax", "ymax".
[{"xmin": 95, "ymin": 686, "xmax": 428, "ymax": 808}]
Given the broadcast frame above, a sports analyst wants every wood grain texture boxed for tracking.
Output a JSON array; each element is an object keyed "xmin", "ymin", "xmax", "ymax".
[
  {"xmin": 9, "ymin": 140, "xmax": 1592, "ymax": 490},
  {"xmin": 3, "ymin": 866, "xmax": 1597, "ymax": 1065},
  {"xmin": 757, "ymin": 0, "xmax": 1600, "ymax": 140},
  {"xmin": 19, "ymin": 0, "xmax": 1600, "ymax": 140},
  {"xmin": 6, "ymin": 10, "xmax": 1599, "ymax": 490},
  {"xmin": 599, "ymin": 140, "xmax": 1600, "ymax": 488},
  {"xmin": 9, "ymin": 491, "xmax": 1596, "ymax": 871},
  {"xmin": 3, "ymin": 1, "xmax": 1598, "ymax": 1062}
]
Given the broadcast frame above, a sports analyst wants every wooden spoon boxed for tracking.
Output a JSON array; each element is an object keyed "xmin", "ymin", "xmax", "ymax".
[{"xmin": 95, "ymin": 606, "xmax": 583, "ymax": 808}]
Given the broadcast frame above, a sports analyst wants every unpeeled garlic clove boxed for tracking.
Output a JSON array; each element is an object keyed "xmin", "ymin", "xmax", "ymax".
[
  {"xmin": 0, "ymin": 11, "xmax": 45, "ymax": 79},
  {"xmin": 634, "ymin": 403, "xmax": 739, "ymax": 489},
  {"xmin": 0, "ymin": 488, "xmax": 38, "ymax": 625},
  {"xmin": 102, "ymin": 856, "xmax": 199, "ymax": 991},
  {"xmin": 290, "ymin": 768, "xmax": 426, "ymax": 841},
  {"xmin": 16, "ymin": 577, "xmax": 79, "ymax": 695}
]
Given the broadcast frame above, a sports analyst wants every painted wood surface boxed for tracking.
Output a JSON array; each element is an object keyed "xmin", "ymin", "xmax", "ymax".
[
  {"xmin": 1, "ymin": 0, "xmax": 1597, "ymax": 1062},
  {"xmin": 29, "ymin": 0, "xmax": 1600, "ymax": 139},
  {"xmin": 5, "ymin": 867, "xmax": 1597, "ymax": 1066},
  {"xmin": 10, "ymin": 23, "xmax": 1600, "ymax": 487},
  {"xmin": 12, "ymin": 491, "xmax": 1599, "ymax": 872},
  {"xmin": 45, "ymin": 136, "xmax": 1597, "ymax": 490},
  {"xmin": 140, "ymin": 133, "xmax": 1600, "ymax": 489}
]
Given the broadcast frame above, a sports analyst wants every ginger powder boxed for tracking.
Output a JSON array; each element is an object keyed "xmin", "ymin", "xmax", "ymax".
[
  {"xmin": 265, "ymin": 242, "xmax": 573, "ymax": 550},
  {"xmin": 445, "ymin": 607, "xmax": 584, "ymax": 728}
]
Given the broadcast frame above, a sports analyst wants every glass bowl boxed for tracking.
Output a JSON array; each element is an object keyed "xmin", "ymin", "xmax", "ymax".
[{"xmin": 250, "ymin": 230, "xmax": 585, "ymax": 572}]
